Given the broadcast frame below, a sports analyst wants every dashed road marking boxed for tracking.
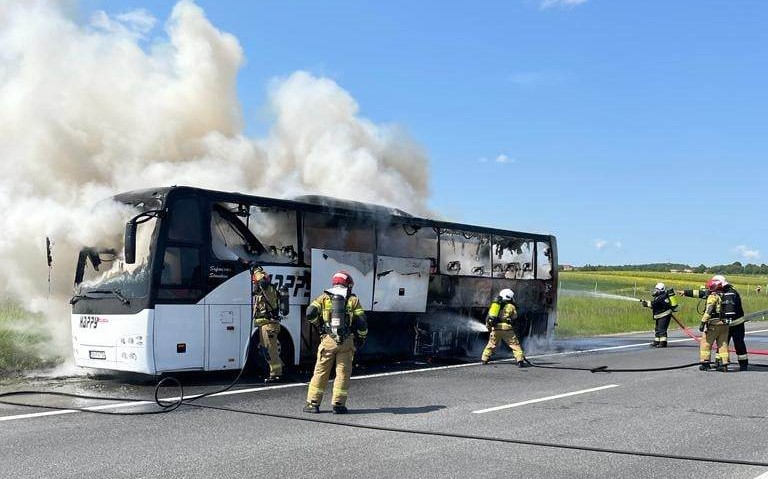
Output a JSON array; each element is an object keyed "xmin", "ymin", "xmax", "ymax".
[{"xmin": 471, "ymin": 384, "xmax": 620, "ymax": 414}]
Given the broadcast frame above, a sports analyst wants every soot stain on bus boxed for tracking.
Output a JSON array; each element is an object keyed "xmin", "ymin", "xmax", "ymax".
[{"xmin": 70, "ymin": 186, "xmax": 557, "ymax": 375}]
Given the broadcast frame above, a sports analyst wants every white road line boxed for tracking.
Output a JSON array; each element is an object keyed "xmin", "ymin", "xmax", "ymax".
[
  {"xmin": 2, "ymin": 327, "xmax": 767, "ymax": 423},
  {"xmin": 753, "ymin": 470, "xmax": 768, "ymax": 479},
  {"xmin": 472, "ymin": 384, "xmax": 620, "ymax": 414}
]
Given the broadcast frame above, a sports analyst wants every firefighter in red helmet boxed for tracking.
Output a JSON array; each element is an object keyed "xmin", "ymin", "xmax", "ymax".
[
  {"xmin": 696, "ymin": 277, "xmax": 730, "ymax": 371},
  {"xmin": 303, "ymin": 271, "xmax": 368, "ymax": 414},
  {"xmin": 713, "ymin": 275, "xmax": 748, "ymax": 370},
  {"xmin": 679, "ymin": 274, "xmax": 747, "ymax": 371}
]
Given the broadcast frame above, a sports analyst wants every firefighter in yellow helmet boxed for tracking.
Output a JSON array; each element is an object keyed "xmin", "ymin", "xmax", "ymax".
[
  {"xmin": 252, "ymin": 266, "xmax": 283, "ymax": 383},
  {"xmin": 697, "ymin": 277, "xmax": 730, "ymax": 372},
  {"xmin": 303, "ymin": 271, "xmax": 368, "ymax": 414},
  {"xmin": 481, "ymin": 288, "xmax": 527, "ymax": 367}
]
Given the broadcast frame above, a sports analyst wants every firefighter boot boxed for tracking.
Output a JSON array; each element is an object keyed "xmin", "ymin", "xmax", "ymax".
[
  {"xmin": 517, "ymin": 360, "xmax": 527, "ymax": 368},
  {"xmin": 739, "ymin": 360, "xmax": 749, "ymax": 372},
  {"xmin": 714, "ymin": 358, "xmax": 722, "ymax": 371},
  {"xmin": 302, "ymin": 401, "xmax": 320, "ymax": 414},
  {"xmin": 264, "ymin": 375, "xmax": 282, "ymax": 384},
  {"xmin": 659, "ymin": 341, "xmax": 668, "ymax": 348},
  {"xmin": 482, "ymin": 359, "xmax": 490, "ymax": 365},
  {"xmin": 699, "ymin": 361, "xmax": 710, "ymax": 371},
  {"xmin": 649, "ymin": 341, "xmax": 660, "ymax": 348},
  {"xmin": 332, "ymin": 403, "xmax": 348, "ymax": 414}
]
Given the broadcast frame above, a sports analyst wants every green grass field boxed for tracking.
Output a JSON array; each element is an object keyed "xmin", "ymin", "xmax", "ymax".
[
  {"xmin": 0, "ymin": 300, "xmax": 57, "ymax": 375},
  {"xmin": 557, "ymin": 271, "xmax": 768, "ymax": 337}
]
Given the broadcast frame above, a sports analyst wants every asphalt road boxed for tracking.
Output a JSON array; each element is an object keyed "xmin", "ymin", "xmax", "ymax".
[{"xmin": 2, "ymin": 324, "xmax": 768, "ymax": 479}]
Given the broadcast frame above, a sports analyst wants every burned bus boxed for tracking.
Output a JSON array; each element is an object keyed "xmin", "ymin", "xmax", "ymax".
[{"xmin": 71, "ymin": 186, "xmax": 557, "ymax": 374}]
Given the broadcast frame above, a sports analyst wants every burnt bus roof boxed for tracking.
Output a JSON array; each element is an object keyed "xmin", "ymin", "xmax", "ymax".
[{"xmin": 113, "ymin": 186, "xmax": 555, "ymax": 242}]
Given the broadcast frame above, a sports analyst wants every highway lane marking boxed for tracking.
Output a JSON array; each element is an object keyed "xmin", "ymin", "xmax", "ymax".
[
  {"xmin": 2, "ymin": 328, "xmax": 767, "ymax": 423},
  {"xmin": 471, "ymin": 384, "xmax": 620, "ymax": 414}
]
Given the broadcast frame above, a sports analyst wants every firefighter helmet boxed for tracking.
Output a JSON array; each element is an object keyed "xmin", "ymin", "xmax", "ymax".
[
  {"xmin": 654, "ymin": 282, "xmax": 665, "ymax": 291},
  {"xmin": 253, "ymin": 266, "xmax": 270, "ymax": 283},
  {"xmin": 332, "ymin": 271, "xmax": 354, "ymax": 288},
  {"xmin": 499, "ymin": 288, "xmax": 514, "ymax": 302},
  {"xmin": 712, "ymin": 274, "xmax": 729, "ymax": 286},
  {"xmin": 706, "ymin": 278, "xmax": 723, "ymax": 292}
]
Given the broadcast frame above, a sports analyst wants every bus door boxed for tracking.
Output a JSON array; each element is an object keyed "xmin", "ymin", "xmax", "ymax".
[
  {"xmin": 154, "ymin": 197, "xmax": 206, "ymax": 372},
  {"xmin": 203, "ymin": 264, "xmax": 251, "ymax": 370}
]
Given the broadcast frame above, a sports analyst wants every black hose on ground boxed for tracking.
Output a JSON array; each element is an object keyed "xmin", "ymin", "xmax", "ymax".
[{"xmin": 523, "ymin": 358, "xmax": 702, "ymax": 373}]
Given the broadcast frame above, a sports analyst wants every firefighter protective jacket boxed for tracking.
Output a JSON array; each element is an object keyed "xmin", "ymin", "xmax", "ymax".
[
  {"xmin": 307, "ymin": 292, "xmax": 368, "ymax": 342},
  {"xmin": 701, "ymin": 293, "xmax": 726, "ymax": 326},
  {"xmin": 253, "ymin": 283, "xmax": 280, "ymax": 326},
  {"xmin": 648, "ymin": 293, "xmax": 673, "ymax": 319},
  {"xmin": 486, "ymin": 300, "xmax": 518, "ymax": 331}
]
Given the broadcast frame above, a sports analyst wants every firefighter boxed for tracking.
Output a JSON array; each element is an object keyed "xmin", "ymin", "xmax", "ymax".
[
  {"xmin": 252, "ymin": 266, "xmax": 283, "ymax": 383},
  {"xmin": 303, "ymin": 271, "xmax": 368, "ymax": 414},
  {"xmin": 696, "ymin": 277, "xmax": 730, "ymax": 372},
  {"xmin": 481, "ymin": 288, "xmax": 527, "ymax": 367},
  {"xmin": 679, "ymin": 275, "xmax": 748, "ymax": 371},
  {"xmin": 713, "ymin": 275, "xmax": 747, "ymax": 371},
  {"xmin": 640, "ymin": 282, "xmax": 674, "ymax": 348}
]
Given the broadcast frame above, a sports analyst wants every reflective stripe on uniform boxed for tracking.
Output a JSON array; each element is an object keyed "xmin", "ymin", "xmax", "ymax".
[{"xmin": 308, "ymin": 385, "xmax": 325, "ymax": 395}]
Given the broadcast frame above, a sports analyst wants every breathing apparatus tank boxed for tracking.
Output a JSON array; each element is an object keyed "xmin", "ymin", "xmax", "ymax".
[
  {"xmin": 487, "ymin": 300, "xmax": 502, "ymax": 327},
  {"xmin": 666, "ymin": 288, "xmax": 679, "ymax": 312},
  {"xmin": 721, "ymin": 290, "xmax": 740, "ymax": 322},
  {"xmin": 329, "ymin": 294, "xmax": 350, "ymax": 343}
]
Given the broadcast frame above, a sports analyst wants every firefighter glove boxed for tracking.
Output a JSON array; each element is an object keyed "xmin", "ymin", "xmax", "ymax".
[
  {"xmin": 640, "ymin": 300, "xmax": 649, "ymax": 307},
  {"xmin": 354, "ymin": 336, "xmax": 366, "ymax": 350},
  {"xmin": 698, "ymin": 322, "xmax": 706, "ymax": 333}
]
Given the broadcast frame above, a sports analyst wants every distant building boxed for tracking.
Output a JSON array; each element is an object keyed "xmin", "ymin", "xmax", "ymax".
[{"xmin": 561, "ymin": 264, "xmax": 575, "ymax": 271}]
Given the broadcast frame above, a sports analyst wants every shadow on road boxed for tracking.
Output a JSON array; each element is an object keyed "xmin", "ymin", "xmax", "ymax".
[{"xmin": 348, "ymin": 405, "xmax": 447, "ymax": 415}]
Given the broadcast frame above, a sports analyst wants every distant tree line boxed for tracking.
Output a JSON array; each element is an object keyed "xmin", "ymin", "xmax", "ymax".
[{"xmin": 565, "ymin": 262, "xmax": 768, "ymax": 275}]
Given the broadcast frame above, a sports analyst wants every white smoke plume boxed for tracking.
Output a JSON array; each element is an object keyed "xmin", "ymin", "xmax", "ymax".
[{"xmin": 0, "ymin": 0, "xmax": 430, "ymax": 367}]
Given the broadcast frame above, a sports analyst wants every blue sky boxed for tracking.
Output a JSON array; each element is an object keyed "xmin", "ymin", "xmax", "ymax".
[{"xmin": 87, "ymin": 0, "xmax": 768, "ymax": 267}]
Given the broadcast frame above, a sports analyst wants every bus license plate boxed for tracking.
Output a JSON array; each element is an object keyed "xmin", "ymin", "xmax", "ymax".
[{"xmin": 89, "ymin": 350, "xmax": 106, "ymax": 360}]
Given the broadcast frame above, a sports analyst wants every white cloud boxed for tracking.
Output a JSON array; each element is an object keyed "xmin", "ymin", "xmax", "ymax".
[
  {"xmin": 495, "ymin": 154, "xmax": 514, "ymax": 164},
  {"xmin": 734, "ymin": 245, "xmax": 760, "ymax": 260},
  {"xmin": 541, "ymin": 0, "xmax": 588, "ymax": 8},
  {"xmin": 507, "ymin": 71, "xmax": 567, "ymax": 87},
  {"xmin": 594, "ymin": 239, "xmax": 622, "ymax": 251}
]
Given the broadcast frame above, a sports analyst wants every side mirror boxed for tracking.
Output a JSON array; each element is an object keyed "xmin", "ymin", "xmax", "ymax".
[
  {"xmin": 124, "ymin": 221, "xmax": 137, "ymax": 264},
  {"xmin": 279, "ymin": 285, "xmax": 290, "ymax": 316}
]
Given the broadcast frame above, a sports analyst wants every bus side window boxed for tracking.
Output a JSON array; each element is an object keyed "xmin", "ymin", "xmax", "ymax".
[
  {"xmin": 302, "ymin": 213, "xmax": 374, "ymax": 264},
  {"xmin": 536, "ymin": 241, "xmax": 553, "ymax": 280},
  {"xmin": 158, "ymin": 246, "xmax": 202, "ymax": 300},
  {"xmin": 439, "ymin": 230, "xmax": 491, "ymax": 277}
]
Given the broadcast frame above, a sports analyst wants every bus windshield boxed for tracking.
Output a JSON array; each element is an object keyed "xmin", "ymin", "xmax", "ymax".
[{"xmin": 75, "ymin": 212, "xmax": 157, "ymax": 299}]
